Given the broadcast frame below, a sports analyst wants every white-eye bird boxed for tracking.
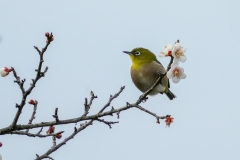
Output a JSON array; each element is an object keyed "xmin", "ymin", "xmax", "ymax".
[{"xmin": 123, "ymin": 48, "xmax": 176, "ymax": 100}]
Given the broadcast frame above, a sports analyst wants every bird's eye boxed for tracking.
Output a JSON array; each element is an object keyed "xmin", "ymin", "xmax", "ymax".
[{"xmin": 135, "ymin": 51, "xmax": 140, "ymax": 56}]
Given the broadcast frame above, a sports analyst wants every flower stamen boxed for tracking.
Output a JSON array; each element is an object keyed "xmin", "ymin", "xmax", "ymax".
[
  {"xmin": 173, "ymin": 67, "xmax": 180, "ymax": 77},
  {"xmin": 175, "ymin": 48, "xmax": 184, "ymax": 58}
]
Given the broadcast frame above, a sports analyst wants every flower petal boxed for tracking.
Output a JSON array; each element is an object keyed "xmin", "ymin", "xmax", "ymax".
[
  {"xmin": 159, "ymin": 52, "xmax": 166, "ymax": 57},
  {"xmin": 167, "ymin": 43, "xmax": 173, "ymax": 49},
  {"xmin": 180, "ymin": 73, "xmax": 187, "ymax": 79},
  {"xmin": 162, "ymin": 48, "xmax": 168, "ymax": 54},
  {"xmin": 172, "ymin": 76, "xmax": 180, "ymax": 83},
  {"xmin": 0, "ymin": 68, "xmax": 7, "ymax": 77},
  {"xmin": 179, "ymin": 67, "xmax": 184, "ymax": 72},
  {"xmin": 171, "ymin": 63, "xmax": 179, "ymax": 68},
  {"xmin": 173, "ymin": 58, "xmax": 180, "ymax": 63},
  {"xmin": 180, "ymin": 55, "xmax": 187, "ymax": 62},
  {"xmin": 181, "ymin": 46, "xmax": 187, "ymax": 53},
  {"xmin": 167, "ymin": 71, "xmax": 173, "ymax": 79},
  {"xmin": 1, "ymin": 73, "xmax": 7, "ymax": 77},
  {"xmin": 174, "ymin": 43, "xmax": 181, "ymax": 50}
]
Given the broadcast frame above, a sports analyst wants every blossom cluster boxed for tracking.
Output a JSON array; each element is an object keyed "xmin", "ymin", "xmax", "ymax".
[{"xmin": 159, "ymin": 41, "xmax": 187, "ymax": 83}]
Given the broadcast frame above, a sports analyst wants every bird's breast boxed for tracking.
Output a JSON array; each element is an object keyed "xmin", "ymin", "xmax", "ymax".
[{"xmin": 130, "ymin": 62, "xmax": 167, "ymax": 95}]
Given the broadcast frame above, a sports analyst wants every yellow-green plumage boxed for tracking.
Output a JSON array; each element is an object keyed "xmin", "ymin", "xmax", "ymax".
[{"xmin": 124, "ymin": 48, "xmax": 176, "ymax": 100}]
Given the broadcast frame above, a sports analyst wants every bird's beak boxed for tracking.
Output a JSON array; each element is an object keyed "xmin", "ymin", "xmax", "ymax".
[{"xmin": 122, "ymin": 51, "xmax": 132, "ymax": 55}]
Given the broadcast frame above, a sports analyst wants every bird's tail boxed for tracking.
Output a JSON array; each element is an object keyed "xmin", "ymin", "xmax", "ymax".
[{"xmin": 164, "ymin": 89, "xmax": 176, "ymax": 100}]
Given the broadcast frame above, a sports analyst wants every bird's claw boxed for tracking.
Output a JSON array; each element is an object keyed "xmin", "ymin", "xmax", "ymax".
[
  {"xmin": 157, "ymin": 70, "xmax": 163, "ymax": 77},
  {"xmin": 139, "ymin": 95, "xmax": 148, "ymax": 103}
]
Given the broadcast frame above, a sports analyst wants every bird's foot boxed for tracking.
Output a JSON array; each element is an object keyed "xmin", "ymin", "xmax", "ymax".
[
  {"xmin": 139, "ymin": 95, "xmax": 148, "ymax": 103},
  {"xmin": 157, "ymin": 70, "xmax": 164, "ymax": 77}
]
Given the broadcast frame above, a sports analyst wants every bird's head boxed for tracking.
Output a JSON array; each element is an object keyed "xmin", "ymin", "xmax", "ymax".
[{"xmin": 123, "ymin": 48, "xmax": 156, "ymax": 66}]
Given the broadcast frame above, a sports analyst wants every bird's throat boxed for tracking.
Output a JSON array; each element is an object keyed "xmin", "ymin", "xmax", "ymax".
[{"xmin": 131, "ymin": 58, "xmax": 152, "ymax": 70}]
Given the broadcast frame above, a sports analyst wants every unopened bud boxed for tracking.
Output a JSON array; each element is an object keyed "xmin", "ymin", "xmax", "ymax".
[
  {"xmin": 166, "ymin": 50, "xmax": 172, "ymax": 56},
  {"xmin": 28, "ymin": 99, "xmax": 36, "ymax": 105},
  {"xmin": 0, "ymin": 67, "xmax": 12, "ymax": 77},
  {"xmin": 45, "ymin": 32, "xmax": 50, "ymax": 37},
  {"xmin": 56, "ymin": 133, "xmax": 62, "ymax": 139},
  {"xmin": 46, "ymin": 126, "xmax": 55, "ymax": 134},
  {"xmin": 0, "ymin": 142, "xmax": 2, "ymax": 147}
]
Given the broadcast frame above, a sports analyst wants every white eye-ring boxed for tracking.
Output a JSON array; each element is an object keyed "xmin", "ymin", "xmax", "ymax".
[{"xmin": 135, "ymin": 51, "xmax": 140, "ymax": 56}]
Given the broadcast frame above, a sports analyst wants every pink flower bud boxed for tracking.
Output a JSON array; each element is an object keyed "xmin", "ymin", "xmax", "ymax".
[
  {"xmin": 45, "ymin": 32, "xmax": 50, "ymax": 37},
  {"xmin": 165, "ymin": 115, "xmax": 174, "ymax": 127},
  {"xmin": 28, "ymin": 99, "xmax": 36, "ymax": 105},
  {"xmin": 166, "ymin": 50, "xmax": 172, "ymax": 56},
  {"xmin": 46, "ymin": 126, "xmax": 55, "ymax": 134},
  {"xmin": 0, "ymin": 67, "xmax": 12, "ymax": 77},
  {"xmin": 56, "ymin": 133, "xmax": 62, "ymax": 139},
  {"xmin": 4, "ymin": 67, "xmax": 12, "ymax": 72},
  {"xmin": 0, "ymin": 142, "xmax": 2, "ymax": 147}
]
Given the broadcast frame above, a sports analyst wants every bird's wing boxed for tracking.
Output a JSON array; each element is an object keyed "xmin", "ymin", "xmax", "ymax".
[
  {"xmin": 154, "ymin": 59, "xmax": 164, "ymax": 67},
  {"xmin": 153, "ymin": 59, "xmax": 170, "ymax": 88}
]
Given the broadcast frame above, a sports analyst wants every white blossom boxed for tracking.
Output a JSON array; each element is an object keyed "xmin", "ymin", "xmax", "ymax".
[
  {"xmin": 172, "ymin": 43, "xmax": 187, "ymax": 63},
  {"xmin": 167, "ymin": 63, "xmax": 186, "ymax": 83},
  {"xmin": 159, "ymin": 44, "xmax": 173, "ymax": 57}
]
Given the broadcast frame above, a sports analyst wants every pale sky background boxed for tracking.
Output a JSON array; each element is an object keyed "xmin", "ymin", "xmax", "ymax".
[{"xmin": 0, "ymin": 1, "xmax": 240, "ymax": 160}]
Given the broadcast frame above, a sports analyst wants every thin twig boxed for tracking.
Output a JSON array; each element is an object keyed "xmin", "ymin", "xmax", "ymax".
[
  {"xmin": 11, "ymin": 68, "xmax": 25, "ymax": 94},
  {"xmin": 46, "ymin": 156, "xmax": 54, "ymax": 160},
  {"xmin": 99, "ymin": 86, "xmax": 125, "ymax": 113},
  {"xmin": 37, "ymin": 127, "xmax": 43, "ymax": 134},
  {"xmin": 135, "ymin": 105, "xmax": 167, "ymax": 122},
  {"xmin": 82, "ymin": 91, "xmax": 97, "ymax": 117},
  {"xmin": 95, "ymin": 119, "xmax": 119, "ymax": 129},
  {"xmin": 9, "ymin": 131, "xmax": 64, "ymax": 138},
  {"xmin": 26, "ymin": 102, "xmax": 38, "ymax": 133},
  {"xmin": 52, "ymin": 108, "xmax": 59, "ymax": 123}
]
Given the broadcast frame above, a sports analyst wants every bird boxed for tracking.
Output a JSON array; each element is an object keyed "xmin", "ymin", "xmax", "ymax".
[{"xmin": 123, "ymin": 47, "xmax": 176, "ymax": 100}]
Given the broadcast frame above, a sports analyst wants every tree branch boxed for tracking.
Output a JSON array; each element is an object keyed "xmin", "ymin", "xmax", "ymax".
[
  {"xmin": 0, "ymin": 35, "xmax": 177, "ymax": 160},
  {"xmin": 8, "ymin": 131, "xmax": 64, "ymax": 138},
  {"xmin": 10, "ymin": 33, "xmax": 53, "ymax": 128},
  {"xmin": 0, "ymin": 82, "xmax": 168, "ymax": 134}
]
